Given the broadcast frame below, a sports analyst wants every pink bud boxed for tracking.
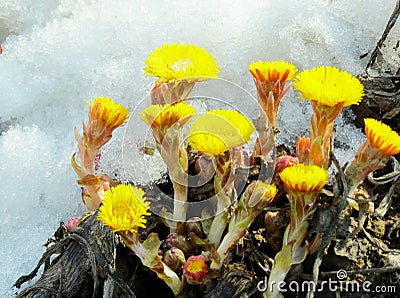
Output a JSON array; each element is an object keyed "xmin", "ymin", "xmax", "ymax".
[
  {"xmin": 102, "ymin": 181, "xmax": 110, "ymax": 191},
  {"xmin": 66, "ymin": 217, "xmax": 81, "ymax": 232},
  {"xmin": 274, "ymin": 155, "xmax": 299, "ymax": 175}
]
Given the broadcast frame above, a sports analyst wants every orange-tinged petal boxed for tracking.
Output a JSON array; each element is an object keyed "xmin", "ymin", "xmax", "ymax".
[
  {"xmin": 249, "ymin": 60, "xmax": 298, "ymax": 83},
  {"xmin": 364, "ymin": 118, "xmax": 400, "ymax": 156},
  {"xmin": 280, "ymin": 164, "xmax": 328, "ymax": 194}
]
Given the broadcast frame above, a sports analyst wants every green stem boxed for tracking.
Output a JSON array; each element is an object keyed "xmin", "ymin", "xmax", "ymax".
[{"xmin": 211, "ymin": 215, "xmax": 254, "ymax": 269}]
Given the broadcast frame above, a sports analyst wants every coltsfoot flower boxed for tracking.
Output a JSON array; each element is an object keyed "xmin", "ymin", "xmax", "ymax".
[
  {"xmin": 345, "ymin": 118, "xmax": 400, "ymax": 197},
  {"xmin": 249, "ymin": 60, "xmax": 298, "ymax": 83},
  {"xmin": 141, "ymin": 102, "xmax": 196, "ymax": 145},
  {"xmin": 265, "ymin": 164, "xmax": 328, "ymax": 296},
  {"xmin": 249, "ymin": 60, "xmax": 297, "ymax": 128},
  {"xmin": 188, "ymin": 109, "xmax": 254, "ymax": 156},
  {"xmin": 293, "ymin": 66, "xmax": 364, "ymax": 169},
  {"xmin": 293, "ymin": 66, "xmax": 364, "ymax": 107},
  {"xmin": 280, "ymin": 164, "xmax": 328, "ymax": 228},
  {"xmin": 189, "ymin": 109, "xmax": 254, "ymax": 245},
  {"xmin": 141, "ymin": 102, "xmax": 196, "ymax": 225},
  {"xmin": 183, "ymin": 255, "xmax": 209, "ymax": 284},
  {"xmin": 144, "ymin": 43, "xmax": 219, "ymax": 84},
  {"xmin": 72, "ymin": 97, "xmax": 129, "ymax": 210},
  {"xmin": 364, "ymin": 118, "xmax": 400, "ymax": 156},
  {"xmin": 86, "ymin": 97, "xmax": 130, "ymax": 144},
  {"xmin": 280, "ymin": 164, "xmax": 328, "ymax": 195},
  {"xmin": 97, "ymin": 184, "xmax": 150, "ymax": 234}
]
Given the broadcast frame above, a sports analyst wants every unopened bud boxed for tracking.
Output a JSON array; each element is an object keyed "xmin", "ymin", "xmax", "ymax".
[
  {"xmin": 296, "ymin": 137, "xmax": 310, "ymax": 164},
  {"xmin": 166, "ymin": 233, "xmax": 193, "ymax": 255},
  {"xmin": 163, "ymin": 247, "xmax": 186, "ymax": 271},
  {"xmin": 66, "ymin": 217, "xmax": 81, "ymax": 232},
  {"xmin": 185, "ymin": 217, "xmax": 204, "ymax": 237},
  {"xmin": 274, "ymin": 155, "xmax": 299, "ymax": 175}
]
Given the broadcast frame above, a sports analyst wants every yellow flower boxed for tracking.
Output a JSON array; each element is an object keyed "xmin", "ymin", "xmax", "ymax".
[
  {"xmin": 87, "ymin": 96, "xmax": 129, "ymax": 131},
  {"xmin": 97, "ymin": 184, "xmax": 150, "ymax": 234},
  {"xmin": 141, "ymin": 102, "xmax": 195, "ymax": 145},
  {"xmin": 364, "ymin": 118, "xmax": 400, "ymax": 156},
  {"xmin": 188, "ymin": 109, "xmax": 254, "ymax": 156},
  {"xmin": 293, "ymin": 66, "xmax": 364, "ymax": 107},
  {"xmin": 144, "ymin": 43, "xmax": 219, "ymax": 84},
  {"xmin": 280, "ymin": 164, "xmax": 328, "ymax": 194},
  {"xmin": 141, "ymin": 102, "xmax": 196, "ymax": 129},
  {"xmin": 249, "ymin": 60, "xmax": 298, "ymax": 83}
]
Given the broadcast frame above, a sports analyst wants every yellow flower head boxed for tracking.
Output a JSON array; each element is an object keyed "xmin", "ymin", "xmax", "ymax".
[
  {"xmin": 87, "ymin": 97, "xmax": 129, "ymax": 131},
  {"xmin": 280, "ymin": 164, "xmax": 328, "ymax": 194},
  {"xmin": 141, "ymin": 102, "xmax": 196, "ymax": 130},
  {"xmin": 188, "ymin": 109, "xmax": 254, "ymax": 156},
  {"xmin": 97, "ymin": 184, "xmax": 150, "ymax": 234},
  {"xmin": 364, "ymin": 118, "xmax": 400, "ymax": 156},
  {"xmin": 249, "ymin": 60, "xmax": 298, "ymax": 83},
  {"xmin": 144, "ymin": 43, "xmax": 220, "ymax": 83},
  {"xmin": 293, "ymin": 66, "xmax": 364, "ymax": 107}
]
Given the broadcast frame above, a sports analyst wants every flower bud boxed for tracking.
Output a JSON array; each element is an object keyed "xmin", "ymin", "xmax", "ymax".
[
  {"xmin": 185, "ymin": 217, "xmax": 204, "ymax": 237},
  {"xmin": 66, "ymin": 217, "xmax": 81, "ymax": 232},
  {"xmin": 163, "ymin": 247, "xmax": 186, "ymax": 272},
  {"xmin": 102, "ymin": 181, "xmax": 110, "ymax": 192},
  {"xmin": 296, "ymin": 137, "xmax": 310, "ymax": 164},
  {"xmin": 274, "ymin": 155, "xmax": 299, "ymax": 175},
  {"xmin": 166, "ymin": 233, "xmax": 193, "ymax": 255}
]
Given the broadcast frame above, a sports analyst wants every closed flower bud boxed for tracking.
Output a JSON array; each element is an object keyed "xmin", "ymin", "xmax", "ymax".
[
  {"xmin": 66, "ymin": 217, "xmax": 81, "ymax": 232},
  {"xmin": 163, "ymin": 247, "xmax": 186, "ymax": 272},
  {"xmin": 274, "ymin": 155, "xmax": 299, "ymax": 175},
  {"xmin": 296, "ymin": 137, "xmax": 310, "ymax": 164},
  {"xmin": 166, "ymin": 233, "xmax": 193, "ymax": 255},
  {"xmin": 185, "ymin": 217, "xmax": 204, "ymax": 237}
]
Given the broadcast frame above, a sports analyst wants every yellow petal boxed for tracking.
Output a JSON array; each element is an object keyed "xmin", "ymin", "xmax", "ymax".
[
  {"xmin": 144, "ymin": 43, "xmax": 219, "ymax": 83},
  {"xmin": 249, "ymin": 60, "xmax": 298, "ymax": 82},
  {"xmin": 364, "ymin": 118, "xmax": 400, "ymax": 156},
  {"xmin": 188, "ymin": 109, "xmax": 254, "ymax": 156},
  {"xmin": 280, "ymin": 164, "xmax": 328, "ymax": 194},
  {"xmin": 97, "ymin": 184, "xmax": 151, "ymax": 234},
  {"xmin": 293, "ymin": 66, "xmax": 364, "ymax": 107}
]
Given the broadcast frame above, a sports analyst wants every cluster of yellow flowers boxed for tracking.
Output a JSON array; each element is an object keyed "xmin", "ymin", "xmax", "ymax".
[{"xmin": 69, "ymin": 42, "xmax": 400, "ymax": 296}]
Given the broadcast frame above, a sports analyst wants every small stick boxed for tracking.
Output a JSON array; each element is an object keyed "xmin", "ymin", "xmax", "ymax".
[{"xmin": 366, "ymin": 0, "xmax": 400, "ymax": 72}]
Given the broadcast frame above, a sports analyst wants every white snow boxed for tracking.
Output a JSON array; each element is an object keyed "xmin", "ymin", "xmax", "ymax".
[{"xmin": 0, "ymin": 0, "xmax": 396, "ymax": 295}]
